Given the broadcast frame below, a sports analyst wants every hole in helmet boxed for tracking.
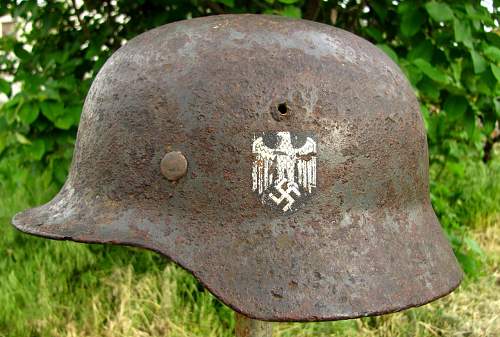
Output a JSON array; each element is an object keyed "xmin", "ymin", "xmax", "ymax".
[
  {"xmin": 270, "ymin": 102, "xmax": 291, "ymax": 121},
  {"xmin": 277, "ymin": 102, "xmax": 288, "ymax": 115}
]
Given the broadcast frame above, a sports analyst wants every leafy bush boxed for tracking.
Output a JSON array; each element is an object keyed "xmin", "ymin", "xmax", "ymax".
[
  {"xmin": 430, "ymin": 156, "xmax": 499, "ymax": 276},
  {"xmin": 0, "ymin": 0, "xmax": 499, "ymax": 277}
]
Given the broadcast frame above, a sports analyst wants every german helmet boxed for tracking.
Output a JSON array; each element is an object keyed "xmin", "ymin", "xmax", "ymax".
[{"xmin": 13, "ymin": 14, "xmax": 462, "ymax": 321}]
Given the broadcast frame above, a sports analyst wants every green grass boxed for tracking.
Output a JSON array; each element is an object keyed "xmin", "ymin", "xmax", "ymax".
[
  {"xmin": 430, "ymin": 157, "xmax": 500, "ymax": 230},
  {"xmin": 1, "ymin": 155, "xmax": 499, "ymax": 337}
]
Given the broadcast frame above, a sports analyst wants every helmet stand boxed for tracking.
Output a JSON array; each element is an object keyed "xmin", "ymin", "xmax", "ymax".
[{"xmin": 235, "ymin": 313, "xmax": 273, "ymax": 337}]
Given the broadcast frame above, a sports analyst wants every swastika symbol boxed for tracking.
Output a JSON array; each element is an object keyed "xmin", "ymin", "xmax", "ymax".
[{"xmin": 269, "ymin": 178, "xmax": 301, "ymax": 212}]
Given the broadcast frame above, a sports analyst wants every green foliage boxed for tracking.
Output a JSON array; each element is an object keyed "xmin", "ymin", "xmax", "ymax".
[
  {"xmin": 0, "ymin": 0, "xmax": 499, "ymax": 302},
  {"xmin": 430, "ymin": 157, "xmax": 500, "ymax": 276}
]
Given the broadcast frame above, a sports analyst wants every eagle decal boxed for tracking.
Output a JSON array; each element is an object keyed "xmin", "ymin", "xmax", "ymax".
[{"xmin": 252, "ymin": 132, "xmax": 317, "ymax": 213}]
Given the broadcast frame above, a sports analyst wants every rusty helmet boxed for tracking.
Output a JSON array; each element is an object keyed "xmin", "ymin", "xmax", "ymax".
[{"xmin": 12, "ymin": 14, "xmax": 462, "ymax": 321}]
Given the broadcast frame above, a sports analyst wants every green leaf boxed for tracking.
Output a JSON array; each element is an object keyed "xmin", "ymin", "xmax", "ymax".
[
  {"xmin": 408, "ymin": 40, "xmax": 434, "ymax": 62},
  {"xmin": 364, "ymin": 27, "xmax": 383, "ymax": 42},
  {"xmin": 377, "ymin": 44, "xmax": 398, "ymax": 63},
  {"xmin": 1, "ymin": 94, "xmax": 22, "ymax": 109},
  {"xmin": 277, "ymin": 0, "xmax": 299, "ymax": 4},
  {"xmin": 40, "ymin": 101, "xmax": 64, "ymax": 122},
  {"xmin": 2, "ymin": 95, "xmax": 24, "ymax": 124},
  {"xmin": 464, "ymin": 108, "xmax": 476, "ymax": 138},
  {"xmin": 26, "ymin": 139, "xmax": 46, "ymax": 161},
  {"xmin": 280, "ymin": 6, "xmax": 301, "ymax": 18},
  {"xmin": 494, "ymin": 98, "xmax": 500, "ymax": 119},
  {"xmin": 417, "ymin": 77, "xmax": 441, "ymax": 100},
  {"xmin": 18, "ymin": 102, "xmax": 40, "ymax": 125},
  {"xmin": 453, "ymin": 19, "xmax": 472, "ymax": 48},
  {"xmin": 54, "ymin": 115, "xmax": 73, "ymax": 130},
  {"xmin": 53, "ymin": 105, "xmax": 80, "ymax": 130},
  {"xmin": 404, "ymin": 64, "xmax": 423, "ymax": 86},
  {"xmin": 450, "ymin": 60, "xmax": 463, "ymax": 83},
  {"xmin": 490, "ymin": 63, "xmax": 500, "ymax": 82},
  {"xmin": 479, "ymin": 67, "xmax": 497, "ymax": 93},
  {"xmin": 401, "ymin": 9, "xmax": 425, "ymax": 37},
  {"xmin": 470, "ymin": 49, "xmax": 487, "ymax": 74},
  {"xmin": 15, "ymin": 132, "xmax": 30, "ymax": 144},
  {"xmin": 425, "ymin": 2, "xmax": 454, "ymax": 21},
  {"xmin": 443, "ymin": 95, "xmax": 468, "ymax": 119},
  {"xmin": 0, "ymin": 78, "xmax": 11, "ymax": 96},
  {"xmin": 483, "ymin": 46, "xmax": 500, "ymax": 62},
  {"xmin": 413, "ymin": 59, "xmax": 449, "ymax": 84},
  {"xmin": 13, "ymin": 44, "xmax": 30, "ymax": 60}
]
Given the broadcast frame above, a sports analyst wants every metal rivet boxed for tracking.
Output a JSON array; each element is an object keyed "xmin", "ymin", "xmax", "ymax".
[{"xmin": 161, "ymin": 151, "xmax": 188, "ymax": 181}]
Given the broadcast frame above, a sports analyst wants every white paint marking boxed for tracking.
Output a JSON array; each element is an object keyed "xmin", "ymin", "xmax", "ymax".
[{"xmin": 252, "ymin": 132, "xmax": 317, "ymax": 212}]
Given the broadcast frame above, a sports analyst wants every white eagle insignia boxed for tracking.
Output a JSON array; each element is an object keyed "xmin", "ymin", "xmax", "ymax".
[{"xmin": 252, "ymin": 131, "xmax": 317, "ymax": 213}]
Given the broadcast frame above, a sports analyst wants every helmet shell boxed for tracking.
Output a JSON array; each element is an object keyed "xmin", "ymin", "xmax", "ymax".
[{"xmin": 13, "ymin": 14, "xmax": 462, "ymax": 321}]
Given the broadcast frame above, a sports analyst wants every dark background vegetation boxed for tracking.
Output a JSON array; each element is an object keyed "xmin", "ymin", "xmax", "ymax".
[{"xmin": 0, "ymin": 1, "xmax": 499, "ymax": 336}]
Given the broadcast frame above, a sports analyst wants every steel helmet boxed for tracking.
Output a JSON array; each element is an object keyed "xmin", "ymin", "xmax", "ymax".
[{"xmin": 12, "ymin": 14, "xmax": 462, "ymax": 321}]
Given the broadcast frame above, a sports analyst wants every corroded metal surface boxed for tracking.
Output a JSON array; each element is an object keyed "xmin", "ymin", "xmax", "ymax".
[{"xmin": 12, "ymin": 14, "xmax": 462, "ymax": 321}]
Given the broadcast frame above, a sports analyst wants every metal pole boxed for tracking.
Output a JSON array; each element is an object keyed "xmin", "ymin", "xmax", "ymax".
[{"xmin": 235, "ymin": 312, "xmax": 274, "ymax": 337}]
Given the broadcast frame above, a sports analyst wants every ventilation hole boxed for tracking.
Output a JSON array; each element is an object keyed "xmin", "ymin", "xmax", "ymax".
[
  {"xmin": 277, "ymin": 102, "xmax": 288, "ymax": 115},
  {"xmin": 270, "ymin": 102, "xmax": 291, "ymax": 121}
]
